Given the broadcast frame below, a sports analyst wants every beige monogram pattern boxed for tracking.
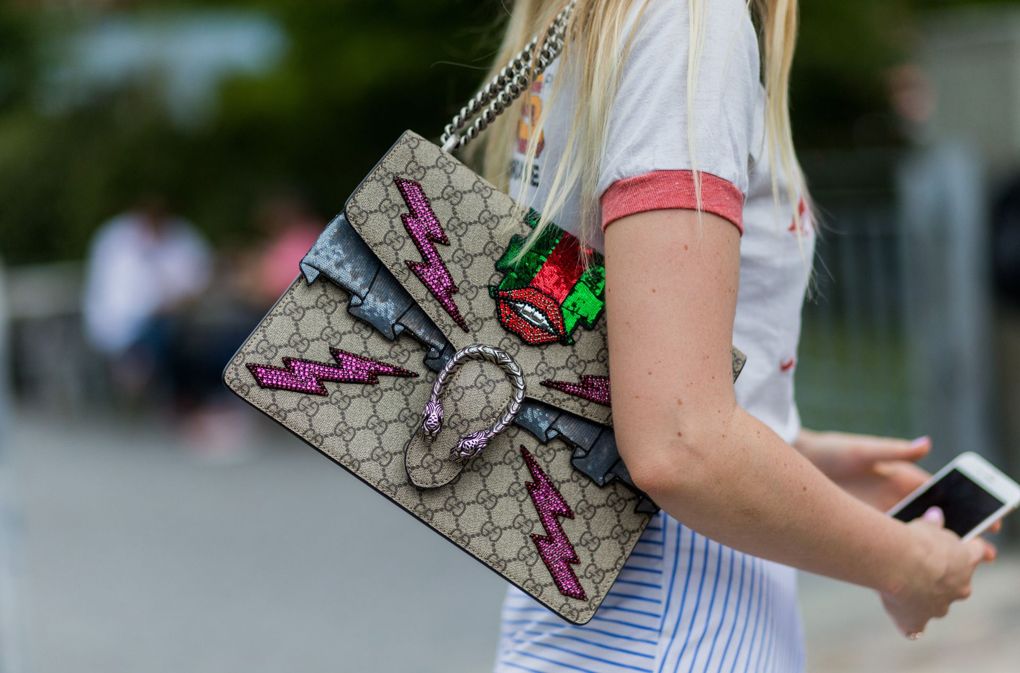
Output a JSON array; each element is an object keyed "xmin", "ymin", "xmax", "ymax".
[
  {"xmin": 229, "ymin": 132, "xmax": 752, "ymax": 624},
  {"xmin": 225, "ymin": 279, "xmax": 651, "ymax": 624},
  {"xmin": 346, "ymin": 131, "xmax": 615, "ymax": 426},
  {"xmin": 345, "ymin": 131, "xmax": 746, "ymax": 425}
]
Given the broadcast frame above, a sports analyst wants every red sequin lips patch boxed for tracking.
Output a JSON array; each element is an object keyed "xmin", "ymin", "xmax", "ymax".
[
  {"xmin": 490, "ymin": 212, "xmax": 606, "ymax": 347},
  {"xmin": 496, "ymin": 286, "xmax": 567, "ymax": 345}
]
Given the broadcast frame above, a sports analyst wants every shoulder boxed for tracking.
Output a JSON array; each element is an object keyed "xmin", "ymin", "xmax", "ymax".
[
  {"xmin": 624, "ymin": 0, "xmax": 760, "ymax": 87},
  {"xmin": 635, "ymin": 0, "xmax": 754, "ymax": 28},
  {"xmin": 598, "ymin": 0, "xmax": 765, "ymax": 199},
  {"xmin": 596, "ymin": 1, "xmax": 765, "ymax": 230}
]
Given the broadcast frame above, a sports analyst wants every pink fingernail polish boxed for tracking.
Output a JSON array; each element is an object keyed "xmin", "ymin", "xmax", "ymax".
[
  {"xmin": 923, "ymin": 506, "xmax": 944, "ymax": 523},
  {"xmin": 911, "ymin": 435, "xmax": 930, "ymax": 448}
]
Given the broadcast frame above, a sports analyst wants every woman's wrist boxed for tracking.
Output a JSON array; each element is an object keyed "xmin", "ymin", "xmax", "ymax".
[{"xmin": 875, "ymin": 518, "xmax": 928, "ymax": 597}]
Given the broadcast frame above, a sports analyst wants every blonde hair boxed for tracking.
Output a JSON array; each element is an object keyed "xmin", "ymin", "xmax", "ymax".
[{"xmin": 472, "ymin": 0, "xmax": 807, "ymax": 252}]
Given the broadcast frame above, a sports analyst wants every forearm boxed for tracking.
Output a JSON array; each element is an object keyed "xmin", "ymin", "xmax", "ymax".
[
  {"xmin": 628, "ymin": 408, "xmax": 918, "ymax": 595},
  {"xmin": 602, "ymin": 209, "xmax": 918, "ymax": 595}
]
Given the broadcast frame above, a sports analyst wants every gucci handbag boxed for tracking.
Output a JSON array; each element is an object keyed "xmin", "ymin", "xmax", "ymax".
[{"xmin": 223, "ymin": 2, "xmax": 745, "ymax": 625}]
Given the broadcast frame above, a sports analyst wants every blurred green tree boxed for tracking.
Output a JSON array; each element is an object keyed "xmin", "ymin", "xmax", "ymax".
[
  {"xmin": 0, "ymin": 0, "xmax": 497, "ymax": 264},
  {"xmin": 0, "ymin": 0, "xmax": 1010, "ymax": 265}
]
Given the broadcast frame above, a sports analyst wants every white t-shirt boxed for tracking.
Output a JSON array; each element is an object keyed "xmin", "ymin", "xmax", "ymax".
[
  {"xmin": 497, "ymin": 1, "xmax": 813, "ymax": 671},
  {"xmin": 509, "ymin": 0, "xmax": 813, "ymax": 445}
]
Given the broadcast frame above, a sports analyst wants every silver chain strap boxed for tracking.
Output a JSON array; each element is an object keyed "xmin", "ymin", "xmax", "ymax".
[{"xmin": 440, "ymin": 0, "xmax": 576, "ymax": 153}]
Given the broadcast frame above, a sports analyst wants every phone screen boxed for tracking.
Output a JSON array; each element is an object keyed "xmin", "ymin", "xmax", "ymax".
[{"xmin": 893, "ymin": 468, "xmax": 1004, "ymax": 537}]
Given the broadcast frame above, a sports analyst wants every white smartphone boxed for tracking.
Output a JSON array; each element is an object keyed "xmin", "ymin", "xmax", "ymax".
[{"xmin": 887, "ymin": 452, "xmax": 1020, "ymax": 540}]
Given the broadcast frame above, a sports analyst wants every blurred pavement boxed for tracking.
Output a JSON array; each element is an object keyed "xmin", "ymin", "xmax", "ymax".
[{"xmin": 6, "ymin": 411, "xmax": 1020, "ymax": 673}]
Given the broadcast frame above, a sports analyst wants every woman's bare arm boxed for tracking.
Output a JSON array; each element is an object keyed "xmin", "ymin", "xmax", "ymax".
[{"xmin": 603, "ymin": 209, "xmax": 986, "ymax": 613}]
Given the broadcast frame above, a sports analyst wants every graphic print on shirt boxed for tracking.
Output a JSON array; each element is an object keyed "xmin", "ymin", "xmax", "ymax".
[
  {"xmin": 788, "ymin": 196, "xmax": 811, "ymax": 235},
  {"xmin": 490, "ymin": 210, "xmax": 606, "ymax": 346},
  {"xmin": 393, "ymin": 177, "xmax": 470, "ymax": 331},
  {"xmin": 520, "ymin": 446, "xmax": 587, "ymax": 601},
  {"xmin": 518, "ymin": 74, "xmax": 546, "ymax": 156},
  {"xmin": 511, "ymin": 74, "xmax": 549, "ymax": 187}
]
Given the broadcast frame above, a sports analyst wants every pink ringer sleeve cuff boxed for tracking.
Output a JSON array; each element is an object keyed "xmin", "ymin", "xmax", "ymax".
[{"xmin": 600, "ymin": 170, "xmax": 745, "ymax": 235}]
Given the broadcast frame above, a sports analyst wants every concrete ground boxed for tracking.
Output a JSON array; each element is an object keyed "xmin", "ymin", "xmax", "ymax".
[{"xmin": 3, "ymin": 410, "xmax": 1019, "ymax": 673}]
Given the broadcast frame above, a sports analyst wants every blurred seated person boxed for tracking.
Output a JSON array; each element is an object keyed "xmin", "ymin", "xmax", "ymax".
[{"xmin": 82, "ymin": 194, "xmax": 212, "ymax": 403}]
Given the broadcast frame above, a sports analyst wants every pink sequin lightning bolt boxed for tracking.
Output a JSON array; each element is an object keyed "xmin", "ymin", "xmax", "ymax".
[
  {"xmin": 520, "ymin": 446, "xmax": 587, "ymax": 601},
  {"xmin": 247, "ymin": 348, "xmax": 417, "ymax": 395},
  {"xmin": 394, "ymin": 177, "xmax": 469, "ymax": 332},
  {"xmin": 541, "ymin": 375, "xmax": 611, "ymax": 407}
]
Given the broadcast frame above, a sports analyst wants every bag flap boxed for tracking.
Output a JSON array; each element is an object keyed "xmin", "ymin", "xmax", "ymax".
[
  {"xmin": 345, "ymin": 131, "xmax": 746, "ymax": 427},
  {"xmin": 345, "ymin": 130, "xmax": 613, "ymax": 425}
]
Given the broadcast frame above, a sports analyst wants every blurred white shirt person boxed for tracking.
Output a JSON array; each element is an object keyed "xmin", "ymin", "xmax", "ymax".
[{"xmin": 83, "ymin": 196, "xmax": 211, "ymax": 356}]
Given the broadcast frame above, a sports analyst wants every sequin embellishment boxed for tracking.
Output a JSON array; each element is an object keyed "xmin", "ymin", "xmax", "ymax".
[
  {"xmin": 541, "ymin": 375, "xmax": 611, "ymax": 407},
  {"xmin": 490, "ymin": 211, "xmax": 605, "ymax": 345},
  {"xmin": 520, "ymin": 446, "xmax": 587, "ymax": 601},
  {"xmin": 247, "ymin": 348, "xmax": 417, "ymax": 395},
  {"xmin": 394, "ymin": 177, "xmax": 469, "ymax": 332}
]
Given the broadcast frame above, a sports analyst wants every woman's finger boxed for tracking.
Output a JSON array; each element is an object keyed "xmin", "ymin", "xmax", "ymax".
[
  {"xmin": 966, "ymin": 538, "xmax": 989, "ymax": 565},
  {"xmin": 852, "ymin": 434, "xmax": 931, "ymax": 465},
  {"xmin": 901, "ymin": 615, "xmax": 929, "ymax": 638},
  {"xmin": 980, "ymin": 538, "xmax": 997, "ymax": 563},
  {"xmin": 921, "ymin": 506, "xmax": 945, "ymax": 527},
  {"xmin": 876, "ymin": 461, "xmax": 930, "ymax": 490}
]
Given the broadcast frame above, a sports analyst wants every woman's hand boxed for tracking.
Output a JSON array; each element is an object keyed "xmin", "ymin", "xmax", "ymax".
[
  {"xmin": 795, "ymin": 429, "xmax": 931, "ymax": 512},
  {"xmin": 881, "ymin": 507, "xmax": 995, "ymax": 638}
]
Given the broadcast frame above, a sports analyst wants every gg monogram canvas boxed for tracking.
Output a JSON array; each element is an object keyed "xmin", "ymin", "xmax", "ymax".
[{"xmin": 224, "ymin": 131, "xmax": 746, "ymax": 624}]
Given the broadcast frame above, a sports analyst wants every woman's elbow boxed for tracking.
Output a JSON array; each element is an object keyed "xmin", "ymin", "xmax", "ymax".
[{"xmin": 618, "ymin": 421, "xmax": 723, "ymax": 501}]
